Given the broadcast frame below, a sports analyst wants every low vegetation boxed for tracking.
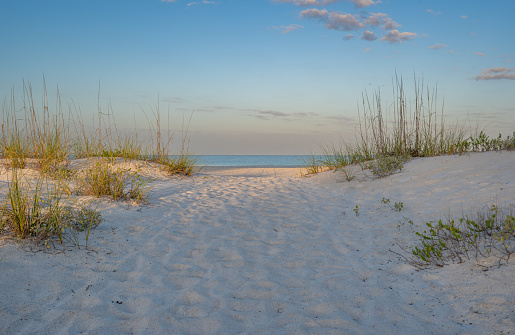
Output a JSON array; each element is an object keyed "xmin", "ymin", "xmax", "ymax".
[
  {"xmin": 398, "ymin": 205, "xmax": 515, "ymax": 269},
  {"xmin": 307, "ymin": 74, "xmax": 515, "ymax": 269}
]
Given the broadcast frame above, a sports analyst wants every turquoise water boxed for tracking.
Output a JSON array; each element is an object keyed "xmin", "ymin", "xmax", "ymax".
[{"xmin": 196, "ymin": 155, "xmax": 321, "ymax": 167}]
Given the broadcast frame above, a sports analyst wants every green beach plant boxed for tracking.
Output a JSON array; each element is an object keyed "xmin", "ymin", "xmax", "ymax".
[
  {"xmin": 398, "ymin": 205, "xmax": 515, "ymax": 269},
  {"xmin": 353, "ymin": 205, "xmax": 359, "ymax": 216},
  {"xmin": 381, "ymin": 198, "xmax": 404, "ymax": 212},
  {"xmin": 341, "ymin": 168, "xmax": 355, "ymax": 182}
]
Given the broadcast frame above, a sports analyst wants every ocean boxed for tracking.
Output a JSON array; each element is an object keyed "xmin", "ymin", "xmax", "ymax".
[{"xmin": 196, "ymin": 155, "xmax": 321, "ymax": 167}]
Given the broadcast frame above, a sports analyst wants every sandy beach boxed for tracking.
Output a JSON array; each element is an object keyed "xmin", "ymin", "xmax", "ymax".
[{"xmin": 1, "ymin": 151, "xmax": 514, "ymax": 334}]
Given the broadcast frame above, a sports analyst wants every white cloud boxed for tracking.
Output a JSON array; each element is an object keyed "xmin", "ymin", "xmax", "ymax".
[
  {"xmin": 471, "ymin": 67, "xmax": 515, "ymax": 80},
  {"xmin": 382, "ymin": 20, "xmax": 401, "ymax": 30},
  {"xmin": 161, "ymin": 0, "xmax": 177, "ymax": 2},
  {"xmin": 474, "ymin": 52, "xmax": 485, "ymax": 56},
  {"xmin": 300, "ymin": 8, "xmax": 328, "ymax": 19},
  {"xmin": 428, "ymin": 43, "xmax": 447, "ymax": 49},
  {"xmin": 364, "ymin": 12, "xmax": 400, "ymax": 30},
  {"xmin": 461, "ymin": 15, "xmax": 468, "ymax": 19},
  {"xmin": 364, "ymin": 47, "xmax": 372, "ymax": 52},
  {"xmin": 349, "ymin": 0, "xmax": 381, "ymax": 8},
  {"xmin": 300, "ymin": 9, "xmax": 413, "ymax": 44},
  {"xmin": 273, "ymin": 24, "xmax": 304, "ymax": 33},
  {"xmin": 361, "ymin": 30, "xmax": 377, "ymax": 41},
  {"xmin": 380, "ymin": 30, "xmax": 416, "ymax": 43},
  {"xmin": 326, "ymin": 12, "xmax": 364, "ymax": 31}
]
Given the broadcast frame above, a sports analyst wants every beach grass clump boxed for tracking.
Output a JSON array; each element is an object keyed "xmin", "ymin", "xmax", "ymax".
[
  {"xmin": 1, "ymin": 169, "xmax": 102, "ymax": 247},
  {"xmin": 352, "ymin": 75, "xmax": 471, "ymax": 159},
  {"xmin": 75, "ymin": 161, "xmax": 151, "ymax": 203},
  {"xmin": 1, "ymin": 79, "xmax": 200, "ymax": 175},
  {"xmin": 401, "ymin": 205, "xmax": 515, "ymax": 269},
  {"xmin": 1, "ymin": 129, "xmax": 29, "ymax": 169},
  {"xmin": 160, "ymin": 154, "xmax": 200, "ymax": 176},
  {"xmin": 307, "ymin": 74, "xmax": 514, "ymax": 178},
  {"xmin": 1, "ymin": 80, "xmax": 71, "ymax": 172}
]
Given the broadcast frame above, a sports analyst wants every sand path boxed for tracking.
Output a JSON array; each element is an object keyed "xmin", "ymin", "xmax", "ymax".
[{"xmin": 1, "ymin": 152, "xmax": 514, "ymax": 334}]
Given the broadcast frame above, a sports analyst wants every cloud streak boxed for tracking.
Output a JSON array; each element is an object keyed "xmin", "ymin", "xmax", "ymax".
[
  {"xmin": 246, "ymin": 109, "xmax": 320, "ymax": 120},
  {"xmin": 426, "ymin": 9, "xmax": 442, "ymax": 15},
  {"xmin": 428, "ymin": 43, "xmax": 447, "ymax": 49},
  {"xmin": 273, "ymin": 24, "xmax": 304, "ymax": 33},
  {"xmin": 471, "ymin": 67, "xmax": 515, "ymax": 80},
  {"xmin": 187, "ymin": 1, "xmax": 216, "ymax": 6}
]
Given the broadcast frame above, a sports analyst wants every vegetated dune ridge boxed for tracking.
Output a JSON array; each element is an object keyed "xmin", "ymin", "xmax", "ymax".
[{"xmin": 0, "ymin": 151, "xmax": 514, "ymax": 335}]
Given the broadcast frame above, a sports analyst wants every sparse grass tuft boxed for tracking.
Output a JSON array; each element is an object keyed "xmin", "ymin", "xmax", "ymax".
[{"xmin": 302, "ymin": 155, "xmax": 323, "ymax": 175}]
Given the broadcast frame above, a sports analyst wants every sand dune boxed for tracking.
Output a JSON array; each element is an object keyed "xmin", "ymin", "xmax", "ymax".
[{"xmin": 1, "ymin": 151, "xmax": 514, "ymax": 334}]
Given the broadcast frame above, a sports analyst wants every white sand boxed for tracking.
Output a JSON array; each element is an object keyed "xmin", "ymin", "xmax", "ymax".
[{"xmin": 1, "ymin": 152, "xmax": 514, "ymax": 334}]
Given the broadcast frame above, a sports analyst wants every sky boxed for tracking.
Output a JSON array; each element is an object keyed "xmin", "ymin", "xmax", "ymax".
[{"xmin": 1, "ymin": 0, "xmax": 514, "ymax": 154}]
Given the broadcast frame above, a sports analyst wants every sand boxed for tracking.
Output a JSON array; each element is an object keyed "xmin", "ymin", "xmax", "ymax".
[{"xmin": 0, "ymin": 151, "xmax": 514, "ymax": 334}]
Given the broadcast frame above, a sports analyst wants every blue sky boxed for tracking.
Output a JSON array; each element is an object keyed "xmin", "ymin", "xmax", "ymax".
[{"xmin": 1, "ymin": 0, "xmax": 514, "ymax": 154}]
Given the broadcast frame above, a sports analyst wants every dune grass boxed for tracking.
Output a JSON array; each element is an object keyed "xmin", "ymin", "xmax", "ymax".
[
  {"xmin": 0, "ymin": 80, "xmax": 199, "ymax": 173},
  {"xmin": 305, "ymin": 75, "xmax": 515, "ymax": 177},
  {"xmin": 0, "ymin": 80, "xmax": 199, "ymax": 248}
]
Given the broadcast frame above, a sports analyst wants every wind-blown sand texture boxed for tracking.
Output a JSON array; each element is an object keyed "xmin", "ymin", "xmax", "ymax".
[{"xmin": 1, "ymin": 152, "xmax": 514, "ymax": 334}]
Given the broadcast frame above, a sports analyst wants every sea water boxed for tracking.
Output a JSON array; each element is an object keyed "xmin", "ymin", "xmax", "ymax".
[{"xmin": 196, "ymin": 155, "xmax": 322, "ymax": 167}]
